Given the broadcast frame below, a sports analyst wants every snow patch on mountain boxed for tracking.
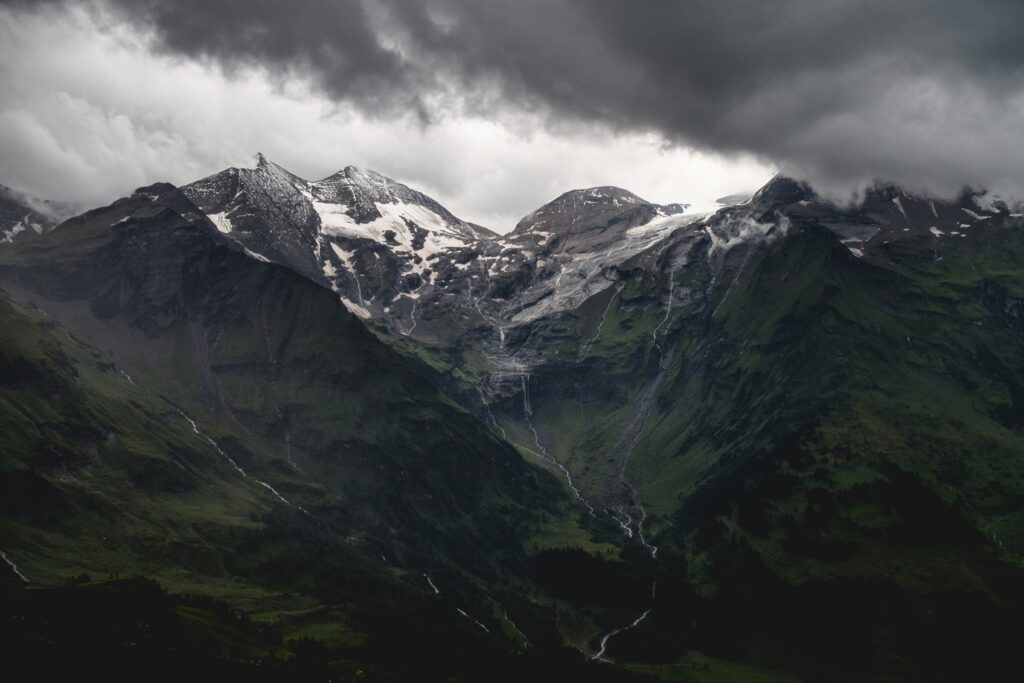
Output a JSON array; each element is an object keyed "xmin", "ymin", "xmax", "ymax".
[
  {"xmin": 244, "ymin": 247, "xmax": 271, "ymax": 262},
  {"xmin": 315, "ymin": 198, "xmax": 464, "ymax": 256},
  {"xmin": 311, "ymin": 201, "xmax": 353, "ymax": 232},
  {"xmin": 512, "ymin": 211, "xmax": 702, "ymax": 323},
  {"xmin": 184, "ymin": 158, "xmax": 712, "ymax": 335},
  {"xmin": 341, "ymin": 297, "xmax": 372, "ymax": 318},
  {"xmin": 329, "ymin": 242, "xmax": 360, "ymax": 272},
  {"xmin": 962, "ymin": 207, "xmax": 990, "ymax": 221},
  {"xmin": 208, "ymin": 212, "xmax": 233, "ymax": 234}
]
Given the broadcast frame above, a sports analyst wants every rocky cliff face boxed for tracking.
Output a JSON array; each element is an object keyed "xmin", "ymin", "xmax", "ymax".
[
  {"xmin": 183, "ymin": 158, "xmax": 709, "ymax": 347},
  {"xmin": 182, "ymin": 155, "xmax": 496, "ymax": 320},
  {"xmin": 180, "ymin": 160, "xmax": 1024, "ymax": 527}
]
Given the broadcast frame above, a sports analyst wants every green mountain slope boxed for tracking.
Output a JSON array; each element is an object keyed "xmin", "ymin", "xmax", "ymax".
[
  {"xmin": 0, "ymin": 184, "xmax": 649, "ymax": 681},
  {"xmin": 6, "ymin": 172, "xmax": 1024, "ymax": 682},
  {"xmin": 364, "ymin": 179, "xmax": 1024, "ymax": 680},
  {"xmin": 481, "ymin": 185, "xmax": 1024, "ymax": 680}
]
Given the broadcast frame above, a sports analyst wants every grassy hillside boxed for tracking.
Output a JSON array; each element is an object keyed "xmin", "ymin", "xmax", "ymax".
[
  {"xmin": 414, "ymin": 204, "xmax": 1024, "ymax": 680},
  {"xmin": 6, "ymin": 179, "xmax": 1024, "ymax": 681},
  {"xmin": 0, "ymin": 185, "xmax": 651, "ymax": 681},
  {"xmin": 592, "ymin": 220, "xmax": 1024, "ymax": 680}
]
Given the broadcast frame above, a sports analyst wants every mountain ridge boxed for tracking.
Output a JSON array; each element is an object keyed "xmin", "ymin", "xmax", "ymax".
[
  {"xmin": 1, "ymin": 178, "xmax": 658, "ymax": 680},
  {"xmin": 4, "ymin": 158, "xmax": 1024, "ymax": 681}
]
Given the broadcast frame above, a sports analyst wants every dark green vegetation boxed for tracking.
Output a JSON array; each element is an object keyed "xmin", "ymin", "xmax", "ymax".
[
  {"xmin": 464, "ymin": 186, "xmax": 1024, "ymax": 681},
  {"xmin": 631, "ymin": 226, "xmax": 1024, "ymax": 682},
  {"xmin": 0, "ymin": 186, "xmax": 652, "ymax": 681},
  {"xmin": 3, "ymin": 176, "xmax": 1024, "ymax": 681},
  {"xmin": 1, "ymin": 575, "xmax": 663, "ymax": 683}
]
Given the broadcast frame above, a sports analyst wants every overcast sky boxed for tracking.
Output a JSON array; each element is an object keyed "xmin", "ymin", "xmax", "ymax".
[{"xmin": 1, "ymin": 1, "xmax": 1022, "ymax": 231}]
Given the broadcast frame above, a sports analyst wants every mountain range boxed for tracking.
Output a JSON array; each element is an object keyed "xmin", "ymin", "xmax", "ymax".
[{"xmin": 2, "ymin": 157, "xmax": 1023, "ymax": 682}]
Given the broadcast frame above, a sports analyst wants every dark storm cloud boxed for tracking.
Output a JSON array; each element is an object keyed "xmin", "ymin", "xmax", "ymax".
[{"xmin": 6, "ymin": 0, "xmax": 1024, "ymax": 194}]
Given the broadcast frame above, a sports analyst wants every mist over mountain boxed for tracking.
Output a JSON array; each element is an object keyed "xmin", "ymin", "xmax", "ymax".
[{"xmin": 0, "ymin": 184, "xmax": 74, "ymax": 244}]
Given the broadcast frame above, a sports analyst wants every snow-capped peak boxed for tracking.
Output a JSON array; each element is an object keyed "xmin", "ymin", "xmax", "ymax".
[
  {"xmin": 513, "ymin": 185, "xmax": 683, "ymax": 237},
  {"xmin": 182, "ymin": 157, "xmax": 498, "ymax": 319},
  {"xmin": 182, "ymin": 157, "xmax": 701, "ymax": 333}
]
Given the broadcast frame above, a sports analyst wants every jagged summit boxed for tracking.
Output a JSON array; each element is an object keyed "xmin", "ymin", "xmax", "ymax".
[
  {"xmin": 189, "ymin": 156, "xmax": 488, "ymax": 238},
  {"xmin": 252, "ymin": 152, "xmax": 300, "ymax": 178},
  {"xmin": 329, "ymin": 164, "xmax": 372, "ymax": 178},
  {"xmin": 181, "ymin": 160, "xmax": 1019, "ymax": 334},
  {"xmin": 181, "ymin": 157, "xmax": 706, "ymax": 326},
  {"xmin": 182, "ymin": 157, "xmax": 499, "ymax": 317},
  {"xmin": 319, "ymin": 164, "xmax": 381, "ymax": 184}
]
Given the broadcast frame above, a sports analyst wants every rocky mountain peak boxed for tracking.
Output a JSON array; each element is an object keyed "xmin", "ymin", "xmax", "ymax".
[
  {"xmin": 749, "ymin": 174, "xmax": 814, "ymax": 207},
  {"xmin": 512, "ymin": 186, "xmax": 664, "ymax": 236},
  {"xmin": 335, "ymin": 164, "xmax": 374, "ymax": 179},
  {"xmin": 181, "ymin": 157, "xmax": 500, "ymax": 319},
  {"xmin": 569, "ymin": 186, "xmax": 646, "ymax": 204}
]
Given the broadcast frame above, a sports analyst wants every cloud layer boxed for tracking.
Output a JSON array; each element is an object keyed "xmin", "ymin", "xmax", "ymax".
[
  {"xmin": 0, "ymin": 4, "xmax": 773, "ymax": 229},
  {"xmin": 3, "ymin": 0, "xmax": 1024, "ymax": 215}
]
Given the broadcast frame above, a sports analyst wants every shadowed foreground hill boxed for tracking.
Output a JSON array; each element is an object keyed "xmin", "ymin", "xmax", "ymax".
[{"xmin": 0, "ymin": 183, "xmax": 648, "ymax": 682}]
